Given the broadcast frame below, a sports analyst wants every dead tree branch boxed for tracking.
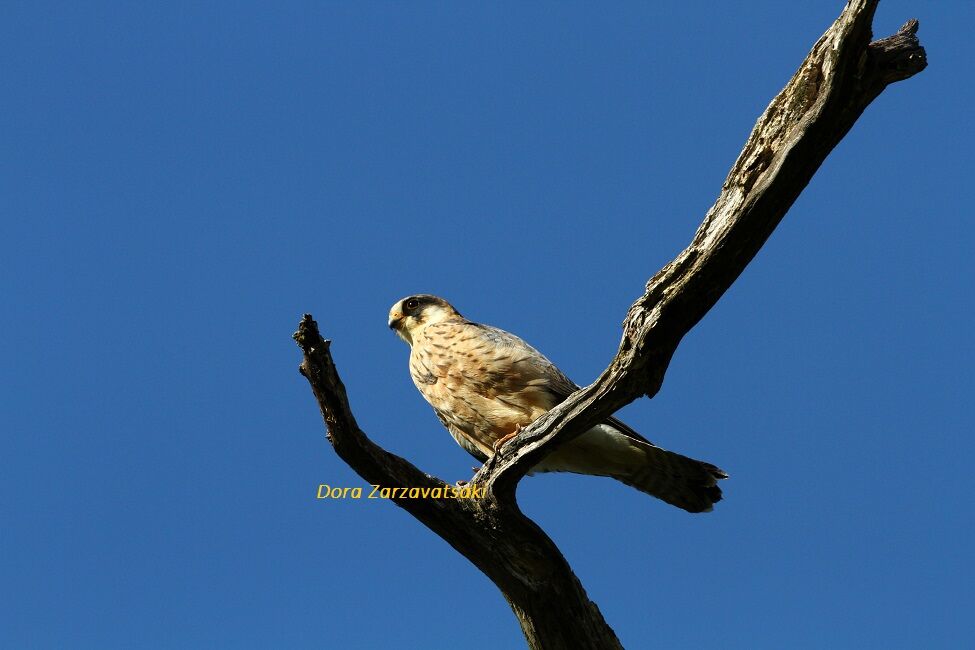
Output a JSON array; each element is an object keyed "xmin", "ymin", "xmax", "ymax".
[{"xmin": 295, "ymin": 2, "xmax": 925, "ymax": 648}]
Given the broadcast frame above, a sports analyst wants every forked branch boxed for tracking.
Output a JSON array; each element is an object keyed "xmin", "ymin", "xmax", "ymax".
[{"xmin": 295, "ymin": 2, "xmax": 924, "ymax": 648}]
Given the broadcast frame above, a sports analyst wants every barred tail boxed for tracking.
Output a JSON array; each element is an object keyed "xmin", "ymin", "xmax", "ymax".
[
  {"xmin": 616, "ymin": 442, "xmax": 727, "ymax": 513},
  {"xmin": 530, "ymin": 422, "xmax": 728, "ymax": 513}
]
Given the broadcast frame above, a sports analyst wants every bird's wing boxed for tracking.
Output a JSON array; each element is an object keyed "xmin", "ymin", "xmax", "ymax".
[
  {"xmin": 477, "ymin": 326, "xmax": 666, "ymax": 443},
  {"xmin": 473, "ymin": 323, "xmax": 579, "ymax": 402},
  {"xmin": 474, "ymin": 325, "xmax": 671, "ymax": 446}
]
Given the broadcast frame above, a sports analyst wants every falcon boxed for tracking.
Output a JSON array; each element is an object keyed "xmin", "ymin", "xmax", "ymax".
[{"xmin": 388, "ymin": 294, "xmax": 727, "ymax": 512}]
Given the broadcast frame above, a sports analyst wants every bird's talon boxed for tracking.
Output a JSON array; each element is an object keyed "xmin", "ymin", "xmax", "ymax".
[{"xmin": 493, "ymin": 424, "xmax": 523, "ymax": 452}]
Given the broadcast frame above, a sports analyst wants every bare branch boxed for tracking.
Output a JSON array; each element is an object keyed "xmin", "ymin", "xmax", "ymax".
[
  {"xmin": 485, "ymin": 0, "xmax": 926, "ymax": 497},
  {"xmin": 295, "ymin": 2, "xmax": 925, "ymax": 647},
  {"xmin": 294, "ymin": 315, "xmax": 438, "ymax": 494},
  {"xmin": 294, "ymin": 315, "xmax": 624, "ymax": 649}
]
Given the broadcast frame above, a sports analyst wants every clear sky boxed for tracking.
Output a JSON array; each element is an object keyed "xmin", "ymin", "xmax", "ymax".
[{"xmin": 3, "ymin": 2, "xmax": 972, "ymax": 648}]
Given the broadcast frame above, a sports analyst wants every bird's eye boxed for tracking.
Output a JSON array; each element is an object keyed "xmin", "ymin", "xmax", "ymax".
[{"xmin": 405, "ymin": 298, "xmax": 420, "ymax": 312}]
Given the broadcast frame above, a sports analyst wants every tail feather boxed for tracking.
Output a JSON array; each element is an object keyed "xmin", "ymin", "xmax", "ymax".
[
  {"xmin": 616, "ymin": 442, "xmax": 727, "ymax": 513},
  {"xmin": 532, "ymin": 422, "xmax": 728, "ymax": 513}
]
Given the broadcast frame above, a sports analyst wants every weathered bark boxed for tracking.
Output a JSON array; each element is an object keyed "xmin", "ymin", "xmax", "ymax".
[{"xmin": 294, "ymin": 2, "xmax": 925, "ymax": 648}]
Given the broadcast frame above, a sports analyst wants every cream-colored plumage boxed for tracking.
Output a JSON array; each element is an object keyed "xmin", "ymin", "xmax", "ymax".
[{"xmin": 389, "ymin": 294, "xmax": 727, "ymax": 512}]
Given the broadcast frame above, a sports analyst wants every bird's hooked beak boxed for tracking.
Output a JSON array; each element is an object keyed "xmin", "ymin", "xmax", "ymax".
[
  {"xmin": 388, "ymin": 309, "xmax": 404, "ymax": 331},
  {"xmin": 388, "ymin": 305, "xmax": 413, "ymax": 344}
]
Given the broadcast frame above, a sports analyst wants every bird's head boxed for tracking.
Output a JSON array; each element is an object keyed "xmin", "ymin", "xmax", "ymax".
[{"xmin": 388, "ymin": 294, "xmax": 462, "ymax": 345}]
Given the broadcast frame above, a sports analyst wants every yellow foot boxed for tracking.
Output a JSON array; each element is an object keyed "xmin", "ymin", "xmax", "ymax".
[{"xmin": 493, "ymin": 424, "xmax": 523, "ymax": 452}]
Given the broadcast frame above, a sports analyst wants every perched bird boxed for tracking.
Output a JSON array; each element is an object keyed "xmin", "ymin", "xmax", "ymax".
[{"xmin": 388, "ymin": 294, "xmax": 727, "ymax": 512}]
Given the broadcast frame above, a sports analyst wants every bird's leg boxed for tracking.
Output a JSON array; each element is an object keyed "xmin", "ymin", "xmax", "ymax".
[{"xmin": 493, "ymin": 424, "xmax": 523, "ymax": 452}]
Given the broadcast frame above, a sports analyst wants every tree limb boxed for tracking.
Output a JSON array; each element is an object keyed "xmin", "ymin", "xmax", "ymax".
[
  {"xmin": 295, "ymin": 2, "xmax": 924, "ymax": 648},
  {"xmin": 295, "ymin": 315, "xmax": 625, "ymax": 649},
  {"xmin": 483, "ymin": 0, "xmax": 926, "ymax": 499}
]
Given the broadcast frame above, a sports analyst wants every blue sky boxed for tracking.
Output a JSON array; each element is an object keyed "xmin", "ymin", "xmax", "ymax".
[{"xmin": 3, "ymin": 2, "xmax": 972, "ymax": 648}]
